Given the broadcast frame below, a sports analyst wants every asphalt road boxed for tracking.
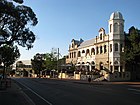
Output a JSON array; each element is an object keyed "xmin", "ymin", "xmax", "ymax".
[{"xmin": 13, "ymin": 78, "xmax": 140, "ymax": 105}]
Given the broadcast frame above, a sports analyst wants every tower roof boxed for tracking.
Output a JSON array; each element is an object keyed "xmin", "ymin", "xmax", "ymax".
[{"xmin": 110, "ymin": 11, "xmax": 123, "ymax": 20}]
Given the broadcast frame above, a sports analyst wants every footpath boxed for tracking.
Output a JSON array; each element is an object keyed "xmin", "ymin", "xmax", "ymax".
[
  {"xmin": 55, "ymin": 78, "xmax": 140, "ymax": 85},
  {"xmin": 0, "ymin": 78, "xmax": 34, "ymax": 105}
]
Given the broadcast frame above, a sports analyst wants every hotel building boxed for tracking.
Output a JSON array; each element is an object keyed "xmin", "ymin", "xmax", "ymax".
[{"xmin": 66, "ymin": 11, "xmax": 125, "ymax": 74}]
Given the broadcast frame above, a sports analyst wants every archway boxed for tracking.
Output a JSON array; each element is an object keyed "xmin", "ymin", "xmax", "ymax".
[
  {"xmin": 23, "ymin": 69, "xmax": 28, "ymax": 77},
  {"xmin": 99, "ymin": 62, "xmax": 103, "ymax": 70}
]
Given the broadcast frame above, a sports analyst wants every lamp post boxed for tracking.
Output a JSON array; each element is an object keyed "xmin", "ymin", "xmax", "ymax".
[{"xmin": 57, "ymin": 48, "xmax": 59, "ymax": 71}]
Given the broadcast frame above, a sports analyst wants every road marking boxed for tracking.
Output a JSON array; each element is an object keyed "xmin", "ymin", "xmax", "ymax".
[
  {"xmin": 128, "ymin": 88, "xmax": 140, "ymax": 92},
  {"xmin": 16, "ymin": 80, "xmax": 53, "ymax": 105}
]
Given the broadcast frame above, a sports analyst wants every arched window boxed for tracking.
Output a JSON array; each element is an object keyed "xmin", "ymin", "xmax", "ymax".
[
  {"xmin": 78, "ymin": 51, "xmax": 81, "ymax": 57},
  {"xmin": 82, "ymin": 50, "xmax": 85, "ymax": 53},
  {"xmin": 86, "ymin": 49, "xmax": 90, "ymax": 55},
  {"xmin": 110, "ymin": 44, "xmax": 112, "ymax": 52},
  {"xmin": 91, "ymin": 48, "xmax": 95, "ymax": 55},
  {"xmin": 100, "ymin": 33, "xmax": 102, "ymax": 40},
  {"xmin": 114, "ymin": 61, "xmax": 119, "ymax": 65},
  {"xmin": 120, "ymin": 23, "xmax": 124, "ymax": 33},
  {"xmin": 66, "ymin": 55, "xmax": 69, "ymax": 59},
  {"xmin": 72, "ymin": 43, "xmax": 74, "ymax": 48},
  {"xmin": 96, "ymin": 47, "xmax": 99, "ymax": 54},
  {"xmin": 99, "ymin": 62, "xmax": 103, "ymax": 70},
  {"xmin": 110, "ymin": 24, "xmax": 112, "ymax": 33},
  {"xmin": 104, "ymin": 45, "xmax": 107, "ymax": 53},
  {"xmin": 114, "ymin": 43, "xmax": 118, "ymax": 51},
  {"xmin": 114, "ymin": 23, "xmax": 118, "ymax": 32},
  {"xmin": 91, "ymin": 61, "xmax": 95, "ymax": 65},
  {"xmin": 74, "ymin": 52, "xmax": 76, "ymax": 58},
  {"xmin": 70, "ymin": 53, "xmax": 71, "ymax": 58},
  {"xmin": 120, "ymin": 44, "xmax": 122, "ymax": 52},
  {"xmin": 100, "ymin": 46, "xmax": 103, "ymax": 54},
  {"xmin": 72, "ymin": 52, "xmax": 73, "ymax": 58},
  {"xmin": 82, "ymin": 62, "xmax": 85, "ymax": 64}
]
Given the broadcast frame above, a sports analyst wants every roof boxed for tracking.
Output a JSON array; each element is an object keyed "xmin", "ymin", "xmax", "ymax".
[
  {"xmin": 71, "ymin": 38, "xmax": 84, "ymax": 46},
  {"xmin": 110, "ymin": 11, "xmax": 123, "ymax": 20},
  {"xmin": 18, "ymin": 60, "xmax": 31, "ymax": 65},
  {"xmin": 78, "ymin": 38, "xmax": 95, "ymax": 48}
]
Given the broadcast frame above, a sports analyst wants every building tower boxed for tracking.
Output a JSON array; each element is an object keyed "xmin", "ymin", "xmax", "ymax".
[{"xmin": 108, "ymin": 11, "xmax": 125, "ymax": 72}]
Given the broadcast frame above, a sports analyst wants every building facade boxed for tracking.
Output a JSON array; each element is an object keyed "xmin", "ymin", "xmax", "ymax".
[
  {"xmin": 15, "ymin": 60, "xmax": 34, "ymax": 77},
  {"xmin": 66, "ymin": 12, "xmax": 125, "ymax": 74}
]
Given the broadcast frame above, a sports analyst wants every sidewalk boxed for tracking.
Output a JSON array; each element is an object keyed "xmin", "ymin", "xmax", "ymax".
[
  {"xmin": 0, "ymin": 79, "xmax": 35, "ymax": 105},
  {"xmin": 55, "ymin": 78, "xmax": 140, "ymax": 85}
]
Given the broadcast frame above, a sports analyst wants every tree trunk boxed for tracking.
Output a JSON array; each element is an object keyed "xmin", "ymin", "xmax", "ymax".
[{"xmin": 2, "ymin": 65, "xmax": 5, "ymax": 79}]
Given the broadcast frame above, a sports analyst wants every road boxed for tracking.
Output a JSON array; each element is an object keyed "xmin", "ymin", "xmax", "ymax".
[{"xmin": 13, "ymin": 78, "xmax": 140, "ymax": 105}]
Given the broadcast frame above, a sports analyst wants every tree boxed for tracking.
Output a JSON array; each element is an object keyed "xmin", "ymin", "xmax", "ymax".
[
  {"xmin": 0, "ymin": 45, "xmax": 20, "ymax": 78},
  {"xmin": 0, "ymin": 0, "xmax": 38, "ymax": 49},
  {"xmin": 44, "ymin": 52, "xmax": 57, "ymax": 70},
  {"xmin": 31, "ymin": 53, "xmax": 45, "ymax": 76},
  {"xmin": 122, "ymin": 26, "xmax": 140, "ymax": 79}
]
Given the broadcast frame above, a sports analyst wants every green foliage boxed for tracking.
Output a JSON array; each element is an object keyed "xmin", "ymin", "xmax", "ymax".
[
  {"xmin": 31, "ymin": 49, "xmax": 66, "ymax": 73},
  {"xmin": 44, "ymin": 52, "xmax": 57, "ymax": 70},
  {"xmin": 31, "ymin": 53, "xmax": 45, "ymax": 74},
  {"xmin": 0, "ymin": 0, "xmax": 38, "ymax": 49},
  {"xmin": 123, "ymin": 26, "xmax": 140, "ymax": 64},
  {"xmin": 122, "ymin": 26, "xmax": 140, "ymax": 74},
  {"xmin": 0, "ymin": 45, "xmax": 20, "ymax": 67}
]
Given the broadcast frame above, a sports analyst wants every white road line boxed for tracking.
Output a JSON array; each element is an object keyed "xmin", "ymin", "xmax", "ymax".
[
  {"xmin": 128, "ymin": 88, "xmax": 140, "ymax": 92},
  {"xmin": 16, "ymin": 80, "xmax": 53, "ymax": 105}
]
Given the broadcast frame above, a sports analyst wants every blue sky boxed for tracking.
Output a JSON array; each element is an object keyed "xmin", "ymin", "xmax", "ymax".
[{"xmin": 19, "ymin": 0, "xmax": 140, "ymax": 60}]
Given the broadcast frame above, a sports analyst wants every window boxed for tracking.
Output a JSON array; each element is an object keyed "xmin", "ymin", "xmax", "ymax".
[
  {"xmin": 100, "ymin": 62, "xmax": 103, "ymax": 70},
  {"xmin": 110, "ymin": 24, "xmax": 112, "ymax": 33},
  {"xmin": 92, "ymin": 66, "xmax": 95, "ymax": 70},
  {"xmin": 78, "ymin": 51, "xmax": 81, "ymax": 57},
  {"xmin": 110, "ymin": 44, "xmax": 112, "ymax": 52},
  {"xmin": 100, "ymin": 46, "xmax": 103, "ymax": 54},
  {"xmin": 91, "ymin": 48, "xmax": 95, "ymax": 55},
  {"xmin": 114, "ymin": 43, "xmax": 118, "ymax": 51},
  {"xmin": 114, "ymin": 61, "xmax": 118, "ymax": 65},
  {"xmin": 120, "ymin": 66, "xmax": 122, "ymax": 72},
  {"xmin": 72, "ymin": 43, "xmax": 74, "ymax": 48},
  {"xmin": 66, "ymin": 55, "xmax": 69, "ymax": 59},
  {"xmin": 72, "ymin": 52, "xmax": 73, "ymax": 58},
  {"xmin": 86, "ymin": 49, "xmax": 90, "ymax": 55},
  {"xmin": 96, "ymin": 47, "xmax": 99, "ymax": 54},
  {"xmin": 82, "ymin": 50, "xmax": 85, "ymax": 53},
  {"xmin": 70, "ymin": 53, "xmax": 71, "ymax": 58},
  {"xmin": 110, "ymin": 66, "xmax": 113, "ymax": 72},
  {"xmin": 120, "ymin": 23, "xmax": 124, "ymax": 33},
  {"xmin": 114, "ymin": 23, "xmax": 118, "ymax": 32},
  {"xmin": 100, "ymin": 33, "xmax": 102, "ymax": 40},
  {"xmin": 74, "ymin": 52, "xmax": 76, "ymax": 58},
  {"xmin": 114, "ymin": 66, "xmax": 119, "ymax": 71},
  {"xmin": 104, "ymin": 45, "xmax": 107, "ymax": 53},
  {"xmin": 120, "ymin": 44, "xmax": 123, "ymax": 52}
]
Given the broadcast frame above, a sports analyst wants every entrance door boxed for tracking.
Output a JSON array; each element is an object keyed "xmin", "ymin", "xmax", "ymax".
[{"xmin": 99, "ymin": 62, "xmax": 103, "ymax": 70}]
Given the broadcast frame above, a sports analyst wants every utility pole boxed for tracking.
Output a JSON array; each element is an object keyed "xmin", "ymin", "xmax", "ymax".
[{"xmin": 57, "ymin": 48, "xmax": 59, "ymax": 71}]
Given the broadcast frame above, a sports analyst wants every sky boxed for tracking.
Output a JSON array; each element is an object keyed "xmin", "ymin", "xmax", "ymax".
[{"xmin": 19, "ymin": 0, "xmax": 140, "ymax": 60}]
